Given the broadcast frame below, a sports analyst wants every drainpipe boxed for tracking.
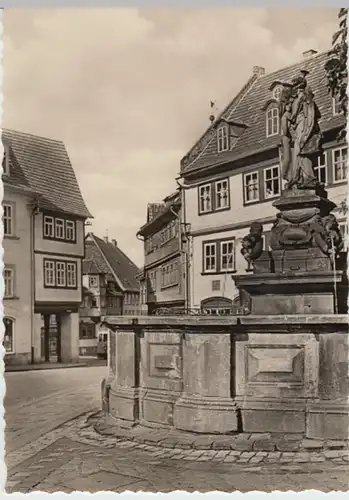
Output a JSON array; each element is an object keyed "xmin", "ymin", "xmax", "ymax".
[
  {"xmin": 175, "ymin": 178, "xmax": 190, "ymax": 311},
  {"xmin": 30, "ymin": 198, "xmax": 40, "ymax": 363}
]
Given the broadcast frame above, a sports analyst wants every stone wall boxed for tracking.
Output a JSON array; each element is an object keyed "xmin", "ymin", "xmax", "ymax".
[{"xmin": 103, "ymin": 315, "xmax": 349, "ymax": 441}]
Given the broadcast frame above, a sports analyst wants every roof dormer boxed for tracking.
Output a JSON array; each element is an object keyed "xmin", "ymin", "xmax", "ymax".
[{"xmin": 214, "ymin": 117, "xmax": 248, "ymax": 153}]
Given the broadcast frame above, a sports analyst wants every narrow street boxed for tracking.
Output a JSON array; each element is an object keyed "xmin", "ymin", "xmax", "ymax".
[{"xmin": 5, "ymin": 364, "xmax": 107, "ymax": 455}]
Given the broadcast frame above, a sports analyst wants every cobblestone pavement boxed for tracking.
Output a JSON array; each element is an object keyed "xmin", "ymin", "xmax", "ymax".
[
  {"xmin": 6, "ymin": 412, "xmax": 349, "ymax": 493},
  {"xmin": 5, "ymin": 366, "xmax": 107, "ymax": 454}
]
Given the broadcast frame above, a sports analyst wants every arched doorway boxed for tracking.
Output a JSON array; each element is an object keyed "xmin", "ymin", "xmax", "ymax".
[{"xmin": 200, "ymin": 297, "xmax": 233, "ymax": 315}]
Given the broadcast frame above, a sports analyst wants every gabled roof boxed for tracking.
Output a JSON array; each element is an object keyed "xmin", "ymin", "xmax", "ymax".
[
  {"xmin": 138, "ymin": 189, "xmax": 181, "ymax": 237},
  {"xmin": 2, "ymin": 129, "xmax": 92, "ymax": 218},
  {"xmin": 86, "ymin": 233, "xmax": 140, "ymax": 292},
  {"xmin": 181, "ymin": 51, "xmax": 346, "ymax": 175}
]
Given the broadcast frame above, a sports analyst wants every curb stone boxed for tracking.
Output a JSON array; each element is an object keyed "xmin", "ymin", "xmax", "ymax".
[{"xmin": 87, "ymin": 412, "xmax": 349, "ymax": 463}]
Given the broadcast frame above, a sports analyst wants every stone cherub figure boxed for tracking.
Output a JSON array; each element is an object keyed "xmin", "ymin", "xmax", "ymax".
[
  {"xmin": 279, "ymin": 71, "xmax": 322, "ymax": 191},
  {"xmin": 241, "ymin": 221, "xmax": 264, "ymax": 270},
  {"xmin": 310, "ymin": 213, "xmax": 344, "ymax": 258}
]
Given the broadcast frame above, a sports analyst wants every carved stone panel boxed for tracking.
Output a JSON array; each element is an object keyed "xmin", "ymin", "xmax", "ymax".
[
  {"xmin": 141, "ymin": 330, "xmax": 183, "ymax": 392},
  {"xmin": 236, "ymin": 333, "xmax": 319, "ymax": 398}
]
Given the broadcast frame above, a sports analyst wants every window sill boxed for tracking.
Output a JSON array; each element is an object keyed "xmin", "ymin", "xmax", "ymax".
[
  {"xmin": 198, "ymin": 206, "xmax": 231, "ymax": 216},
  {"xmin": 4, "ymin": 235, "xmax": 20, "ymax": 240},
  {"xmin": 201, "ymin": 270, "xmax": 237, "ymax": 276},
  {"xmin": 160, "ymin": 283, "xmax": 179, "ymax": 290},
  {"xmin": 4, "ymin": 296, "xmax": 20, "ymax": 300}
]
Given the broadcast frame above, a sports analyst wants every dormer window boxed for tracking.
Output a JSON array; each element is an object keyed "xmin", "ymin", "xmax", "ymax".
[
  {"xmin": 266, "ymin": 106, "xmax": 279, "ymax": 137},
  {"xmin": 2, "ymin": 144, "xmax": 10, "ymax": 176},
  {"xmin": 333, "ymin": 95, "xmax": 341, "ymax": 116},
  {"xmin": 272, "ymin": 85, "xmax": 282, "ymax": 100},
  {"xmin": 217, "ymin": 125, "xmax": 229, "ymax": 152}
]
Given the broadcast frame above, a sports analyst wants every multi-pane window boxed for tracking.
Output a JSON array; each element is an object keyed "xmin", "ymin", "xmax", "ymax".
[
  {"xmin": 203, "ymin": 239, "xmax": 236, "ymax": 274},
  {"xmin": 273, "ymin": 85, "xmax": 282, "ymax": 100},
  {"xmin": 89, "ymin": 275, "xmax": 98, "ymax": 287},
  {"xmin": 198, "ymin": 179, "xmax": 230, "ymax": 214},
  {"xmin": 3, "ymin": 204, "xmax": 13, "ymax": 236},
  {"xmin": 203, "ymin": 242, "xmax": 217, "ymax": 273},
  {"xmin": 44, "ymin": 260, "xmax": 77, "ymax": 288},
  {"xmin": 56, "ymin": 262, "xmax": 66, "ymax": 287},
  {"xmin": 44, "ymin": 216, "xmax": 54, "ymax": 238},
  {"xmin": 244, "ymin": 171, "xmax": 259, "ymax": 203},
  {"xmin": 66, "ymin": 221, "xmax": 76, "ymax": 241},
  {"xmin": 215, "ymin": 180, "xmax": 229, "ymax": 210},
  {"xmin": 217, "ymin": 126, "xmax": 229, "ymax": 152},
  {"xmin": 220, "ymin": 240, "xmax": 235, "ymax": 271},
  {"xmin": 264, "ymin": 166, "xmax": 280, "ymax": 198},
  {"xmin": 148, "ymin": 270, "xmax": 157, "ymax": 291},
  {"xmin": 161, "ymin": 261, "xmax": 179, "ymax": 288},
  {"xmin": 43, "ymin": 214, "xmax": 76, "ymax": 243},
  {"xmin": 145, "ymin": 236, "xmax": 154, "ymax": 254},
  {"xmin": 314, "ymin": 152, "xmax": 327, "ymax": 185},
  {"xmin": 67, "ymin": 262, "xmax": 77, "ymax": 288},
  {"xmin": 44, "ymin": 260, "xmax": 55, "ymax": 286},
  {"xmin": 3, "ymin": 317, "xmax": 14, "ymax": 353},
  {"xmin": 333, "ymin": 147, "xmax": 348, "ymax": 183},
  {"xmin": 4, "ymin": 268, "xmax": 14, "ymax": 297},
  {"xmin": 160, "ymin": 220, "xmax": 179, "ymax": 245},
  {"xmin": 79, "ymin": 323, "xmax": 95, "ymax": 339},
  {"xmin": 55, "ymin": 219, "xmax": 65, "ymax": 239},
  {"xmin": 266, "ymin": 107, "xmax": 279, "ymax": 137},
  {"xmin": 199, "ymin": 184, "xmax": 212, "ymax": 213}
]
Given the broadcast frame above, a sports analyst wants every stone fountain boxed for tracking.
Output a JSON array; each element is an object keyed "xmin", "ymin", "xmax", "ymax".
[
  {"xmin": 100, "ymin": 70, "xmax": 348, "ymax": 448},
  {"xmin": 233, "ymin": 70, "xmax": 348, "ymax": 438}
]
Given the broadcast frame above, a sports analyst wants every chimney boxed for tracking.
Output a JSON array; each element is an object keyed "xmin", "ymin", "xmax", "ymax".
[
  {"xmin": 111, "ymin": 239, "xmax": 117, "ymax": 247},
  {"xmin": 253, "ymin": 66, "xmax": 265, "ymax": 78},
  {"xmin": 302, "ymin": 49, "xmax": 318, "ymax": 60},
  {"xmin": 103, "ymin": 236, "xmax": 108, "ymax": 243}
]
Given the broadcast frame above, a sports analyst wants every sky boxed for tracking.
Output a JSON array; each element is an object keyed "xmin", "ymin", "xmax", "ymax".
[{"xmin": 3, "ymin": 8, "xmax": 339, "ymax": 266}]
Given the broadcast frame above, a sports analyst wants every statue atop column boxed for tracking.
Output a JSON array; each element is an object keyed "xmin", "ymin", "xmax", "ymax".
[{"xmin": 279, "ymin": 70, "xmax": 322, "ymax": 191}]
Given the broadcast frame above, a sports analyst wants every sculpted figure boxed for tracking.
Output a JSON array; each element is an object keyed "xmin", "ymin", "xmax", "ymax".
[
  {"xmin": 322, "ymin": 214, "xmax": 344, "ymax": 256},
  {"xmin": 279, "ymin": 72, "xmax": 322, "ymax": 190},
  {"xmin": 241, "ymin": 222, "xmax": 264, "ymax": 270},
  {"xmin": 310, "ymin": 214, "xmax": 344, "ymax": 257}
]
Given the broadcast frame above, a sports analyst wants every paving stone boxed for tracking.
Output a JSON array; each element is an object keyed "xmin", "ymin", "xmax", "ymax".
[
  {"xmin": 253, "ymin": 440, "xmax": 276, "ymax": 451},
  {"xmin": 330, "ymin": 465, "xmax": 349, "ymax": 471},
  {"xmin": 231, "ymin": 439, "xmax": 253, "ymax": 451},
  {"xmin": 302, "ymin": 439, "xmax": 324, "ymax": 450},
  {"xmin": 276, "ymin": 440, "xmax": 300, "ymax": 452},
  {"xmin": 324, "ymin": 450, "xmax": 345, "ymax": 459},
  {"xmin": 223, "ymin": 454, "xmax": 238, "ymax": 463},
  {"xmin": 159, "ymin": 438, "xmax": 178, "ymax": 449},
  {"xmin": 293, "ymin": 453, "xmax": 310, "ymax": 463},
  {"xmin": 326, "ymin": 440, "xmax": 347, "ymax": 450},
  {"xmin": 249, "ymin": 433, "xmax": 271, "ymax": 440},
  {"xmin": 249, "ymin": 456, "xmax": 264, "ymax": 464},
  {"xmin": 310, "ymin": 456, "xmax": 325, "ymax": 462},
  {"xmin": 212, "ymin": 440, "xmax": 233, "ymax": 450},
  {"xmin": 240, "ymin": 451, "xmax": 255, "ymax": 458},
  {"xmin": 255, "ymin": 452, "xmax": 268, "ymax": 457},
  {"xmin": 214, "ymin": 450, "xmax": 231, "ymax": 460}
]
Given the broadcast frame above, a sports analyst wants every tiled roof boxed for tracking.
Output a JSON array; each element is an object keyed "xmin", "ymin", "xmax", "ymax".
[
  {"xmin": 2, "ymin": 129, "xmax": 92, "ymax": 218},
  {"xmin": 181, "ymin": 51, "xmax": 346, "ymax": 175},
  {"xmin": 82, "ymin": 257, "xmax": 105, "ymax": 275},
  {"xmin": 87, "ymin": 233, "xmax": 140, "ymax": 292},
  {"xmin": 138, "ymin": 190, "xmax": 181, "ymax": 236}
]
